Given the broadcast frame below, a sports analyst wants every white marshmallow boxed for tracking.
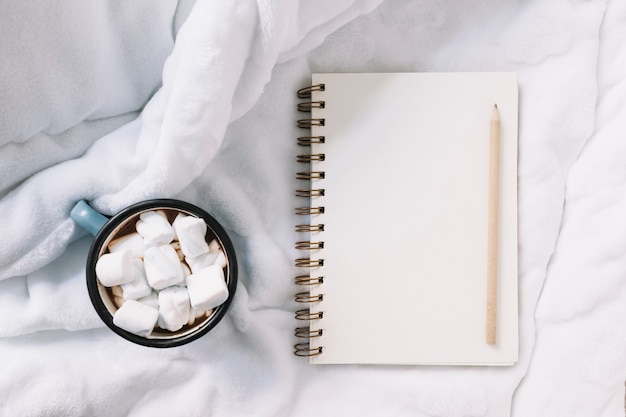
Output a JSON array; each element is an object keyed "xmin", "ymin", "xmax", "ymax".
[
  {"xmin": 121, "ymin": 259, "xmax": 152, "ymax": 300},
  {"xmin": 180, "ymin": 262, "xmax": 192, "ymax": 280},
  {"xmin": 185, "ymin": 239, "xmax": 228, "ymax": 272},
  {"xmin": 95, "ymin": 249, "xmax": 135, "ymax": 287},
  {"xmin": 141, "ymin": 210, "xmax": 170, "ymax": 225},
  {"xmin": 185, "ymin": 251, "xmax": 218, "ymax": 274},
  {"xmin": 187, "ymin": 307, "xmax": 211, "ymax": 326},
  {"xmin": 170, "ymin": 241, "xmax": 185, "ymax": 261},
  {"xmin": 186, "ymin": 265, "xmax": 229, "ymax": 311},
  {"xmin": 107, "ymin": 233, "xmax": 144, "ymax": 258},
  {"xmin": 213, "ymin": 251, "xmax": 227, "ymax": 269},
  {"xmin": 138, "ymin": 292, "xmax": 159, "ymax": 309},
  {"xmin": 136, "ymin": 210, "xmax": 175, "ymax": 245},
  {"xmin": 143, "ymin": 245, "xmax": 184, "ymax": 290},
  {"xmin": 157, "ymin": 287, "xmax": 191, "ymax": 332},
  {"xmin": 173, "ymin": 215, "xmax": 210, "ymax": 258},
  {"xmin": 113, "ymin": 300, "xmax": 159, "ymax": 337}
]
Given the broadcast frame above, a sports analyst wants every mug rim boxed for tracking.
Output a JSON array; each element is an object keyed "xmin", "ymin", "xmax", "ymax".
[{"xmin": 85, "ymin": 199, "xmax": 238, "ymax": 348}]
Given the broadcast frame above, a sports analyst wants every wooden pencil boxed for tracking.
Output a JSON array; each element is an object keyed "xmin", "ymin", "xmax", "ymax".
[{"xmin": 486, "ymin": 104, "xmax": 500, "ymax": 345}]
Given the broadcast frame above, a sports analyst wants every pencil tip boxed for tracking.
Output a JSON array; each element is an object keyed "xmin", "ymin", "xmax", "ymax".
[{"xmin": 494, "ymin": 103, "xmax": 498, "ymax": 109}]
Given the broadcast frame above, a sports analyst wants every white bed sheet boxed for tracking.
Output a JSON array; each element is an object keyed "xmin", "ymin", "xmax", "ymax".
[{"xmin": 0, "ymin": 0, "xmax": 624, "ymax": 416}]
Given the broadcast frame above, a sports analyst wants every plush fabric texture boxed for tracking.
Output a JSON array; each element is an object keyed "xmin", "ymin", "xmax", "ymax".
[{"xmin": 0, "ymin": 0, "xmax": 624, "ymax": 416}]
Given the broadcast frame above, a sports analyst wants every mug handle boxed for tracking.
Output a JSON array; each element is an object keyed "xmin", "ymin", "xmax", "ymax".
[{"xmin": 71, "ymin": 200, "xmax": 109, "ymax": 236}]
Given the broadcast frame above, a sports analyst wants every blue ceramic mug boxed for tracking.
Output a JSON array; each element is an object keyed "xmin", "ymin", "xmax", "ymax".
[{"xmin": 71, "ymin": 199, "xmax": 237, "ymax": 348}]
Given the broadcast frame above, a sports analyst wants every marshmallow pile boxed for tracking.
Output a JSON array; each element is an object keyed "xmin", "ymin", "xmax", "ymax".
[{"xmin": 95, "ymin": 210, "xmax": 229, "ymax": 337}]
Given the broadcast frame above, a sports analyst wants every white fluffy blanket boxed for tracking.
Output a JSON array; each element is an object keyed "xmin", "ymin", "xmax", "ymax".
[{"xmin": 0, "ymin": 0, "xmax": 624, "ymax": 416}]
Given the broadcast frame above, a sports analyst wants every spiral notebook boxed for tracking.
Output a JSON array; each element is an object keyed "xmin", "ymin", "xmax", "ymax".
[{"xmin": 294, "ymin": 72, "xmax": 519, "ymax": 365}]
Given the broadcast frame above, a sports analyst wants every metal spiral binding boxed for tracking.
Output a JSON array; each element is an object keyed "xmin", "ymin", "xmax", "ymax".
[
  {"xmin": 295, "ymin": 206, "xmax": 324, "ymax": 215},
  {"xmin": 295, "ymin": 292, "xmax": 324, "ymax": 302},
  {"xmin": 296, "ymin": 171, "xmax": 325, "ymax": 180},
  {"xmin": 297, "ymin": 136, "xmax": 325, "ymax": 146},
  {"xmin": 295, "ymin": 309, "xmax": 323, "ymax": 320},
  {"xmin": 294, "ymin": 343, "xmax": 323, "ymax": 357},
  {"xmin": 297, "ymin": 101, "xmax": 325, "ymax": 112},
  {"xmin": 295, "ymin": 188, "xmax": 325, "ymax": 197},
  {"xmin": 295, "ymin": 224, "xmax": 324, "ymax": 232},
  {"xmin": 295, "ymin": 275, "xmax": 324, "ymax": 285},
  {"xmin": 295, "ymin": 327, "xmax": 323, "ymax": 338},
  {"xmin": 295, "ymin": 258, "xmax": 323, "ymax": 268},
  {"xmin": 295, "ymin": 241, "xmax": 324, "ymax": 250},
  {"xmin": 297, "ymin": 83, "xmax": 325, "ymax": 99},
  {"xmin": 296, "ymin": 153, "xmax": 325, "ymax": 163},
  {"xmin": 294, "ymin": 83, "xmax": 326, "ymax": 358},
  {"xmin": 297, "ymin": 118, "xmax": 325, "ymax": 128}
]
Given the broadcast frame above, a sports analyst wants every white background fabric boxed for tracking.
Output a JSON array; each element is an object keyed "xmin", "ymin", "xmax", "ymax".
[{"xmin": 0, "ymin": 0, "xmax": 624, "ymax": 416}]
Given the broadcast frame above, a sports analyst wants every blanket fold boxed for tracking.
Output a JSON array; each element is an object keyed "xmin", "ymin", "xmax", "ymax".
[{"xmin": 0, "ymin": 0, "xmax": 385, "ymax": 281}]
